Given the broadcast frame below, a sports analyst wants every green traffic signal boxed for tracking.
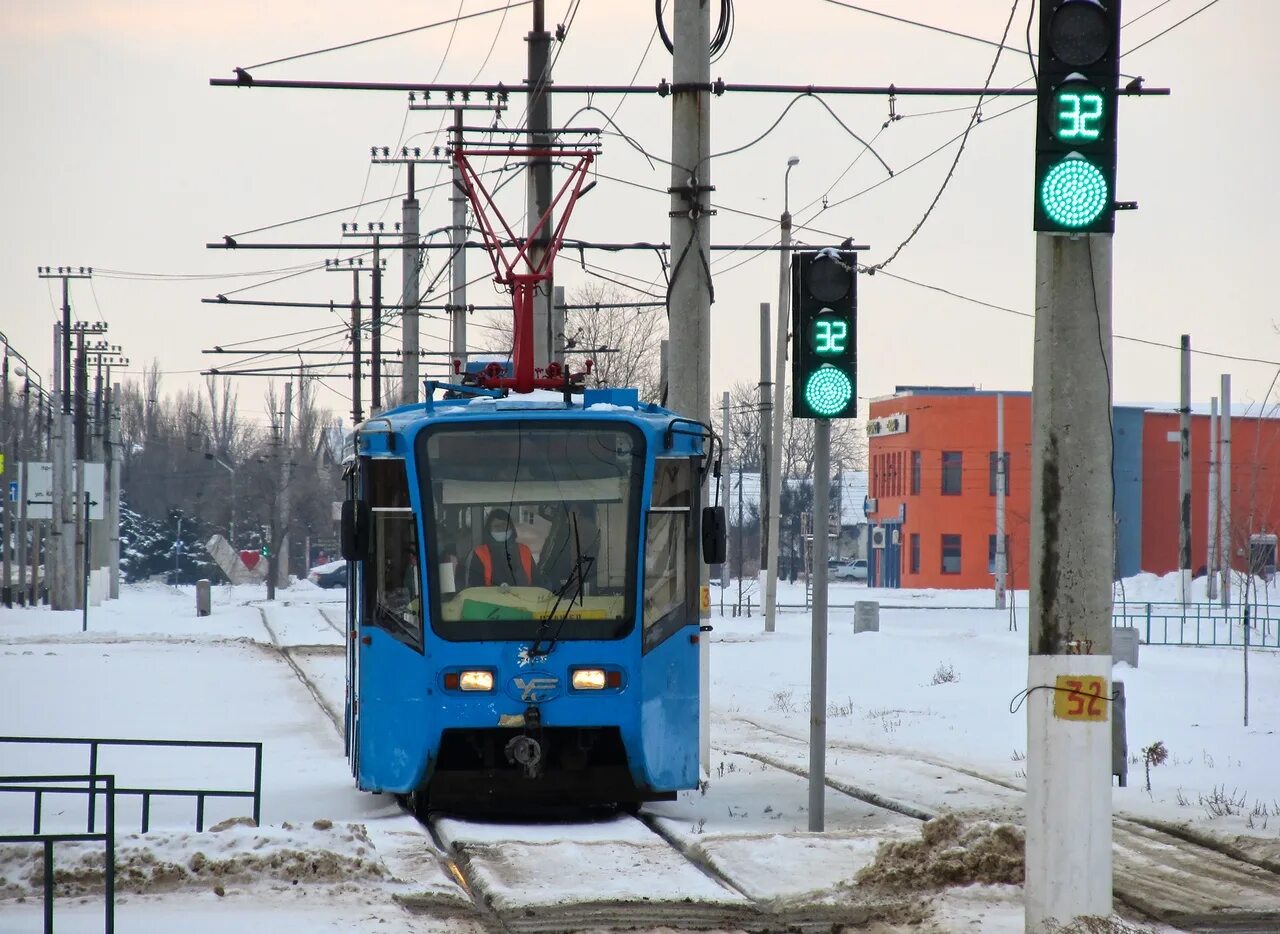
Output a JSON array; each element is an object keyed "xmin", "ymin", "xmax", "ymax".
[
  {"xmin": 1034, "ymin": 0, "xmax": 1121, "ymax": 234},
  {"xmin": 803, "ymin": 365, "xmax": 853, "ymax": 418},
  {"xmin": 792, "ymin": 250, "xmax": 856, "ymax": 420},
  {"xmin": 1040, "ymin": 154, "xmax": 1110, "ymax": 229}
]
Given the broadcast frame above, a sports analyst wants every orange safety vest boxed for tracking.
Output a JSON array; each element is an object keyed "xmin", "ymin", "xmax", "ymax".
[{"xmin": 473, "ymin": 543, "xmax": 534, "ymax": 585}]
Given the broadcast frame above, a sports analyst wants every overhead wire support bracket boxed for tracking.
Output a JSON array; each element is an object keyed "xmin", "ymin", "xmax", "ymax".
[{"xmin": 211, "ymin": 75, "xmax": 1170, "ymax": 98}]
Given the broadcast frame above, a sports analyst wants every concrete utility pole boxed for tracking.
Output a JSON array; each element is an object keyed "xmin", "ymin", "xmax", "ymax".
[
  {"xmin": 2, "ymin": 350, "xmax": 10, "ymax": 607},
  {"xmin": 1207, "ymin": 396, "xmax": 1219, "ymax": 601},
  {"xmin": 108, "ymin": 382, "xmax": 121, "ymax": 598},
  {"xmin": 808, "ymin": 418, "xmax": 831, "ymax": 831},
  {"xmin": 659, "ymin": 339, "xmax": 669, "ymax": 404},
  {"xmin": 720, "ymin": 391, "xmax": 730, "ymax": 591},
  {"xmin": 452, "ymin": 110, "xmax": 470, "ymax": 379},
  {"xmin": 765, "ymin": 157, "xmax": 799, "ymax": 634},
  {"xmin": 38, "ymin": 268, "xmax": 91, "ymax": 610},
  {"xmin": 668, "ymin": 0, "xmax": 713, "ymax": 769},
  {"xmin": 758, "ymin": 302, "xmax": 772, "ymax": 598},
  {"xmin": 402, "ymin": 167, "xmax": 420, "ymax": 404},
  {"xmin": 1025, "ymin": 234, "xmax": 1115, "ymax": 929},
  {"xmin": 552, "ymin": 285, "xmax": 567, "ymax": 367},
  {"xmin": 527, "ymin": 0, "xmax": 555, "ymax": 370},
  {"xmin": 1220, "ymin": 374, "xmax": 1232, "ymax": 608},
  {"xmin": 371, "ymin": 239, "xmax": 383, "ymax": 413},
  {"xmin": 401, "ymin": 99, "xmax": 501, "ymax": 385},
  {"xmin": 1179, "ymin": 334, "xmax": 1192, "ymax": 603},
  {"xmin": 279, "ymin": 378, "xmax": 293, "ymax": 588},
  {"xmin": 17, "ymin": 377, "xmax": 31, "ymax": 605},
  {"xmin": 995, "ymin": 392, "xmax": 1007, "ymax": 610}
]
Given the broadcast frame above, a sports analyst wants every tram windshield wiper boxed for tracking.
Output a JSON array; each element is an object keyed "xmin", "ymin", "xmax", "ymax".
[{"xmin": 528, "ymin": 512, "xmax": 592, "ymax": 658}]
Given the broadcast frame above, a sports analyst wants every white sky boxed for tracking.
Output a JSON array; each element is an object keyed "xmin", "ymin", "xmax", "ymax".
[{"xmin": 2, "ymin": 0, "xmax": 1276, "ymax": 427}]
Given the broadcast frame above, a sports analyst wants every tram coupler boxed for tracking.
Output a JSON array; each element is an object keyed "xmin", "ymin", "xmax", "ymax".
[{"xmin": 504, "ymin": 705, "xmax": 544, "ymax": 778}]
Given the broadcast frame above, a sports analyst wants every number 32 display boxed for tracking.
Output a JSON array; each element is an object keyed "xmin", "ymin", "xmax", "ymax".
[
  {"xmin": 809, "ymin": 316, "xmax": 848, "ymax": 356},
  {"xmin": 1056, "ymin": 89, "xmax": 1103, "ymax": 142}
]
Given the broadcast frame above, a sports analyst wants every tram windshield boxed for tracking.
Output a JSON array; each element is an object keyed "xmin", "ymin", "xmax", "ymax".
[{"xmin": 418, "ymin": 422, "xmax": 644, "ymax": 641}]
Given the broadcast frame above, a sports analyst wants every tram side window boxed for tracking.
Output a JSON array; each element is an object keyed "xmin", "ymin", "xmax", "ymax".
[
  {"xmin": 365, "ymin": 459, "xmax": 423, "ymax": 652},
  {"xmin": 643, "ymin": 458, "xmax": 696, "ymax": 651}
]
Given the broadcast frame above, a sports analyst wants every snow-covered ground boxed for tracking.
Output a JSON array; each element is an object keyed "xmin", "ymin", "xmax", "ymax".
[{"xmin": 1, "ymin": 573, "xmax": 1276, "ymax": 931}]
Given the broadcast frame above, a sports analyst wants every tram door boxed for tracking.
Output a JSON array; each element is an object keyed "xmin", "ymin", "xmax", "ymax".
[{"xmin": 354, "ymin": 457, "xmax": 427, "ymax": 792}]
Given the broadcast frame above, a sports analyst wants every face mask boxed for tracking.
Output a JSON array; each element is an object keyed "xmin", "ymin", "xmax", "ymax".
[{"xmin": 493, "ymin": 529, "xmax": 514, "ymax": 542}]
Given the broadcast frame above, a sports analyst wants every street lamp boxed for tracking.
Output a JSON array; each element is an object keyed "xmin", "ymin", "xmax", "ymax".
[
  {"xmin": 204, "ymin": 453, "xmax": 237, "ymax": 546},
  {"xmin": 784, "ymin": 155, "xmax": 800, "ymax": 215},
  {"xmin": 765, "ymin": 155, "xmax": 801, "ymax": 634}
]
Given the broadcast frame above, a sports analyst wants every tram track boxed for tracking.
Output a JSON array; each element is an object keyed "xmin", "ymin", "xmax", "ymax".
[
  {"xmin": 721, "ymin": 714, "xmax": 1280, "ymax": 932},
  {"xmin": 421, "ymin": 808, "xmax": 879, "ymax": 934},
  {"xmin": 253, "ymin": 604, "xmax": 343, "ymax": 736},
  {"xmin": 251, "ymin": 605, "xmax": 1280, "ymax": 930}
]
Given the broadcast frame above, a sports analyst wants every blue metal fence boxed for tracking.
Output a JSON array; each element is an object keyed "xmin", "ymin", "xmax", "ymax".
[{"xmin": 1113, "ymin": 602, "xmax": 1280, "ymax": 648}]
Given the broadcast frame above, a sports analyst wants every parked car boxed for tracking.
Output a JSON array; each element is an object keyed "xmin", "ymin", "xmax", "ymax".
[
  {"xmin": 831, "ymin": 559, "xmax": 868, "ymax": 582},
  {"xmin": 308, "ymin": 560, "xmax": 347, "ymax": 589}
]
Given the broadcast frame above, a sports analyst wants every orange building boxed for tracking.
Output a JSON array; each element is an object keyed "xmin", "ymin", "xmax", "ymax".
[
  {"xmin": 866, "ymin": 387, "xmax": 1280, "ymax": 589},
  {"xmin": 865, "ymin": 389, "xmax": 1034, "ymax": 589},
  {"xmin": 1141, "ymin": 410, "xmax": 1280, "ymax": 575}
]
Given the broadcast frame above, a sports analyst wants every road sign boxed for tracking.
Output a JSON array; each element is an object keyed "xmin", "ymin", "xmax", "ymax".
[
  {"xmin": 18, "ymin": 462, "xmax": 105, "ymax": 520},
  {"xmin": 7, "ymin": 481, "xmax": 16, "ymax": 504}
]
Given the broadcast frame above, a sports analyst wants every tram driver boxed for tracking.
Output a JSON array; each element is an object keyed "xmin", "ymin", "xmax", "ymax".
[{"xmin": 464, "ymin": 508, "xmax": 535, "ymax": 588}]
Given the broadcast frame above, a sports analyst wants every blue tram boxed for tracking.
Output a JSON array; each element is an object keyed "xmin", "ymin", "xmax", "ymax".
[{"xmin": 339, "ymin": 386, "xmax": 723, "ymax": 810}]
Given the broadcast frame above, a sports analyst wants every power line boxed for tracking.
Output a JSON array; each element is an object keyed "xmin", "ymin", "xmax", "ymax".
[
  {"xmin": 242, "ymin": 1, "xmax": 535, "ymax": 71},
  {"xmin": 867, "ymin": 0, "xmax": 1024, "ymax": 272},
  {"xmin": 1125, "ymin": 0, "xmax": 1226, "ymax": 56},
  {"xmin": 874, "ymin": 267, "xmax": 1280, "ymax": 368}
]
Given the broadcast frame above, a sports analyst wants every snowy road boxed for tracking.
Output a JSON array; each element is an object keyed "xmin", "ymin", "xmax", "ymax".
[{"xmin": 3, "ymin": 577, "xmax": 1279, "ymax": 931}]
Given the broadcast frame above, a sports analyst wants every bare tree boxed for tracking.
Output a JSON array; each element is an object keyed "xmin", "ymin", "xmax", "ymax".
[{"xmin": 482, "ymin": 282, "xmax": 664, "ymax": 401}]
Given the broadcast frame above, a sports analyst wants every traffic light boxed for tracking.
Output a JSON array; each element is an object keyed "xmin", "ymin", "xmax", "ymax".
[
  {"xmin": 1034, "ymin": 0, "xmax": 1122, "ymax": 234},
  {"xmin": 792, "ymin": 249, "xmax": 857, "ymax": 419}
]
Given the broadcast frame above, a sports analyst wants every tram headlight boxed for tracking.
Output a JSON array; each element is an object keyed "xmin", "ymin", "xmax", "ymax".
[
  {"xmin": 458, "ymin": 670, "xmax": 495, "ymax": 692},
  {"xmin": 571, "ymin": 669, "xmax": 607, "ymax": 690},
  {"xmin": 571, "ymin": 668, "xmax": 622, "ymax": 691}
]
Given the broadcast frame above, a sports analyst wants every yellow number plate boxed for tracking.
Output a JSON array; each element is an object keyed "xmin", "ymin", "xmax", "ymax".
[
  {"xmin": 699, "ymin": 585, "xmax": 710, "ymax": 612},
  {"xmin": 1053, "ymin": 675, "xmax": 1108, "ymax": 722}
]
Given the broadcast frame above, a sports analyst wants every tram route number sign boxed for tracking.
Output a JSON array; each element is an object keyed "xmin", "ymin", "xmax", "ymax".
[{"xmin": 1052, "ymin": 674, "xmax": 1108, "ymax": 722}]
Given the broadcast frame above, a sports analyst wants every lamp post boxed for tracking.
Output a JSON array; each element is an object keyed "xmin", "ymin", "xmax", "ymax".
[
  {"xmin": 204, "ymin": 453, "xmax": 237, "ymax": 546},
  {"xmin": 764, "ymin": 155, "xmax": 800, "ymax": 633}
]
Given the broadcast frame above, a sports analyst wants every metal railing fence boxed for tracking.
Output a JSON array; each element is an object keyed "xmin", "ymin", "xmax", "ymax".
[
  {"xmin": 0, "ymin": 773, "xmax": 116, "ymax": 934},
  {"xmin": 0, "ymin": 736, "xmax": 263, "ymax": 832}
]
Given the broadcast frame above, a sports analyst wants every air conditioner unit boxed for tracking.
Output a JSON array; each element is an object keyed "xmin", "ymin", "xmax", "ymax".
[{"xmin": 871, "ymin": 527, "xmax": 886, "ymax": 549}]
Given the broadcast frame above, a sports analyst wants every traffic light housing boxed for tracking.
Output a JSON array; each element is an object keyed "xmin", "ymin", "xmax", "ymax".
[
  {"xmin": 792, "ymin": 249, "xmax": 857, "ymax": 420},
  {"xmin": 1034, "ymin": 0, "xmax": 1122, "ymax": 234}
]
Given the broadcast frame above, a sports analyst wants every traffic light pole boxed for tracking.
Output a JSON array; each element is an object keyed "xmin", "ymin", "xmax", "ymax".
[
  {"xmin": 808, "ymin": 418, "xmax": 830, "ymax": 831},
  {"xmin": 1025, "ymin": 232, "xmax": 1114, "ymax": 932}
]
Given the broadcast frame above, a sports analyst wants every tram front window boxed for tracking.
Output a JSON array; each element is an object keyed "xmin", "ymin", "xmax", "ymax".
[{"xmin": 419, "ymin": 423, "xmax": 643, "ymax": 641}]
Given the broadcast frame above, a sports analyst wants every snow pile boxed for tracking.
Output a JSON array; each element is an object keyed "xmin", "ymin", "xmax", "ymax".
[
  {"xmin": 0, "ymin": 820, "xmax": 384, "ymax": 898},
  {"xmin": 855, "ymin": 814, "xmax": 1024, "ymax": 891}
]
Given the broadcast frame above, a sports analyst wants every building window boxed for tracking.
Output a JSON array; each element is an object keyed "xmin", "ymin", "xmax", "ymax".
[
  {"xmin": 910, "ymin": 532, "xmax": 920, "ymax": 574},
  {"xmin": 941, "ymin": 534, "xmax": 962, "ymax": 575},
  {"xmin": 910, "ymin": 450, "xmax": 921, "ymax": 495},
  {"xmin": 989, "ymin": 452, "xmax": 1010, "ymax": 496},
  {"xmin": 988, "ymin": 534, "xmax": 1011, "ymax": 573},
  {"xmin": 941, "ymin": 451, "xmax": 963, "ymax": 495}
]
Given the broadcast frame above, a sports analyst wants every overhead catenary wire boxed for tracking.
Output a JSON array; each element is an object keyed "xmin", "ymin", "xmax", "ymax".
[
  {"xmin": 241, "ymin": 1, "xmax": 535, "ymax": 71},
  {"xmin": 867, "ymin": 0, "xmax": 1024, "ymax": 272},
  {"xmin": 1124, "ymin": 0, "xmax": 1226, "ymax": 56}
]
